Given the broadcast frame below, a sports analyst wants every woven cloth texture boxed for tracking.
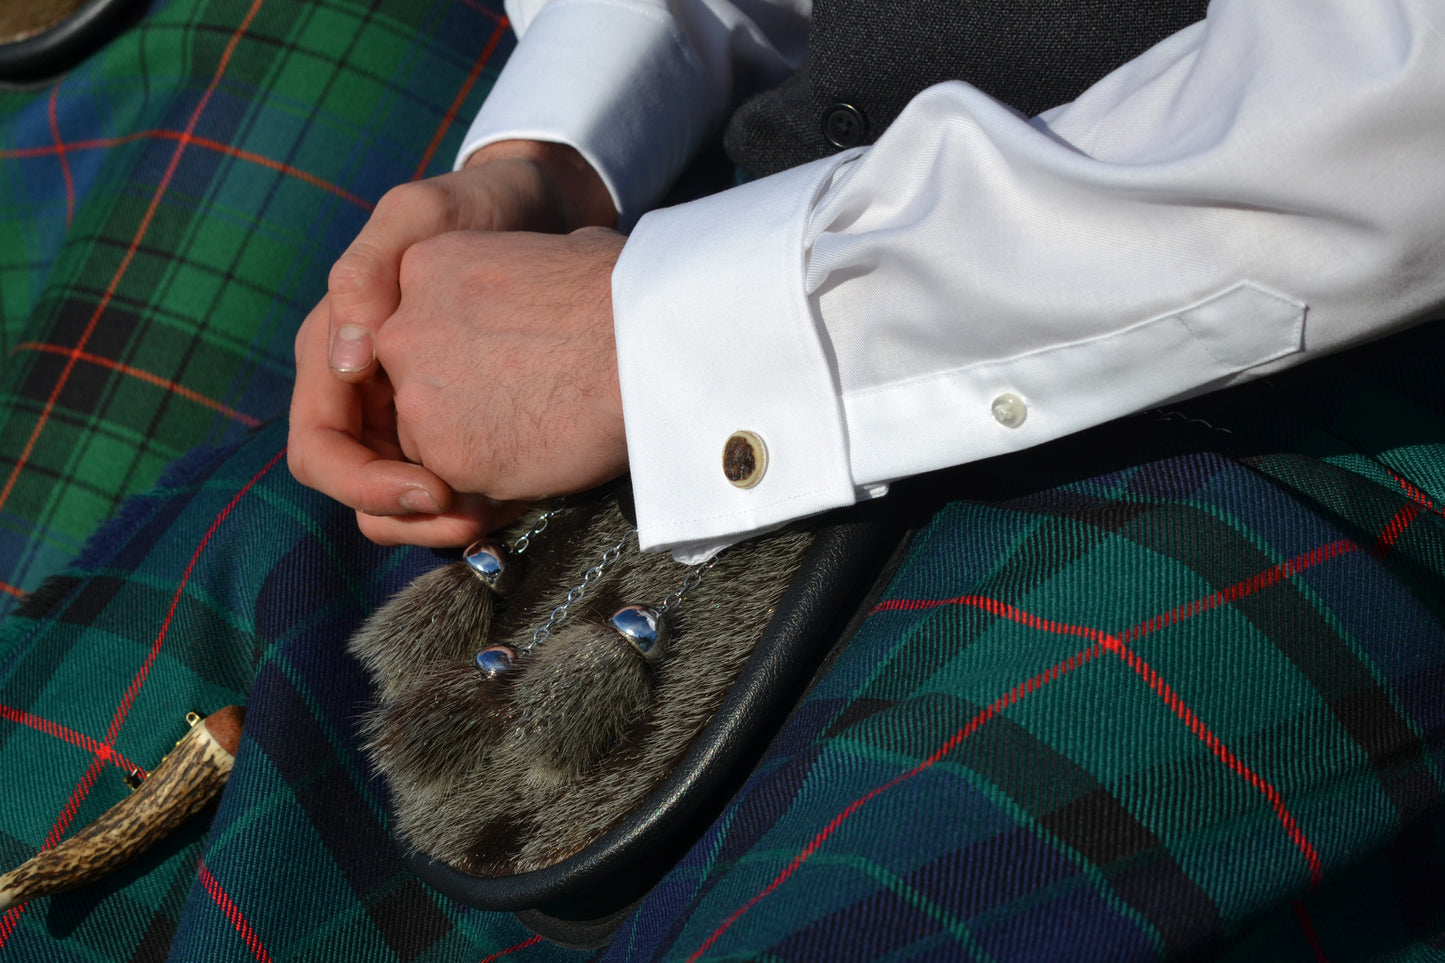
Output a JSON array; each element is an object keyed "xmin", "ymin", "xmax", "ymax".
[
  {"xmin": 2, "ymin": 0, "xmax": 1444, "ymax": 959},
  {"xmin": 3, "ymin": 330, "xmax": 1444, "ymax": 960},
  {"xmin": 0, "ymin": 0, "xmax": 513, "ymax": 620}
]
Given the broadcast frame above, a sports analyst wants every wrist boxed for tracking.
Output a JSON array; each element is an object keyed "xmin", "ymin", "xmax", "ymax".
[{"xmin": 464, "ymin": 140, "xmax": 618, "ymax": 231}]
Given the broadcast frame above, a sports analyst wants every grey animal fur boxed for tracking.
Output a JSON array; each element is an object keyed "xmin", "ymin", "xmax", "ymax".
[{"xmin": 349, "ymin": 488, "xmax": 812, "ymax": 876}]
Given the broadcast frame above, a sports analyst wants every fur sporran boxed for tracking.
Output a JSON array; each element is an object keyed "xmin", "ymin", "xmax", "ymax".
[{"xmin": 347, "ymin": 486, "xmax": 816, "ymax": 878}]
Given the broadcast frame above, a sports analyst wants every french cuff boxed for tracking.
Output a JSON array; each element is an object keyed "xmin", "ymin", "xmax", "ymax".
[
  {"xmin": 614, "ymin": 158, "xmax": 858, "ymax": 558},
  {"xmin": 454, "ymin": 0, "xmax": 714, "ymax": 230}
]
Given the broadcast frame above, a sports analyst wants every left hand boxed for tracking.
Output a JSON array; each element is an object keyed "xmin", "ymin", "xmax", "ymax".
[{"xmin": 353, "ymin": 226, "xmax": 629, "ymax": 545}]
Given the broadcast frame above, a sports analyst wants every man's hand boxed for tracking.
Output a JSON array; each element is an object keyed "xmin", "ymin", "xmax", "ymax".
[
  {"xmin": 288, "ymin": 141, "xmax": 621, "ymax": 545},
  {"xmin": 375, "ymin": 228, "xmax": 629, "ymax": 525},
  {"xmin": 323, "ymin": 140, "xmax": 617, "ymax": 381}
]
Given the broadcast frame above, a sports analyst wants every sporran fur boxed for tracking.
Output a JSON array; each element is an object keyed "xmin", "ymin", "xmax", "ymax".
[{"xmin": 349, "ymin": 487, "xmax": 812, "ymax": 877}]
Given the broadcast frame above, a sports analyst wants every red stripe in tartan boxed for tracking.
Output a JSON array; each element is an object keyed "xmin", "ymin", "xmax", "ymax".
[
  {"xmin": 1121, "ymin": 540, "xmax": 1357, "ymax": 644},
  {"xmin": 1373, "ymin": 502, "xmax": 1424, "ymax": 558},
  {"xmin": 456, "ymin": 0, "xmax": 507, "ymax": 20},
  {"xmin": 412, "ymin": 18, "xmax": 510, "ymax": 180},
  {"xmin": 0, "ymin": 0, "xmax": 268, "ymax": 518},
  {"xmin": 107, "ymin": 449, "xmax": 286, "ymax": 747},
  {"xmin": 478, "ymin": 934, "xmax": 544, "ymax": 962},
  {"xmin": 691, "ymin": 541, "xmax": 1355, "ymax": 958},
  {"xmin": 686, "ymin": 642, "xmax": 1109, "ymax": 962},
  {"xmin": 1292, "ymin": 899, "xmax": 1331, "ymax": 963},
  {"xmin": 46, "ymin": 87, "xmax": 74, "ymax": 230},
  {"xmin": 0, "ymin": 130, "xmax": 374, "ymax": 212},
  {"xmin": 0, "ymin": 582, "xmax": 23, "ymax": 599},
  {"xmin": 875, "ymin": 593, "xmax": 1325, "ymax": 882},
  {"xmin": 14, "ymin": 342, "xmax": 263, "ymax": 427},
  {"xmin": 1392, "ymin": 470, "xmax": 1445, "ymax": 517},
  {"xmin": 0, "ymin": 447, "xmax": 282, "ymax": 950},
  {"xmin": 199, "ymin": 862, "xmax": 274, "ymax": 963},
  {"xmin": 0, "ymin": 764, "xmax": 102, "ymax": 942},
  {"xmin": 0, "ymin": 703, "xmax": 144, "ymax": 775},
  {"xmin": 1105, "ymin": 626, "xmax": 1323, "ymax": 884}
]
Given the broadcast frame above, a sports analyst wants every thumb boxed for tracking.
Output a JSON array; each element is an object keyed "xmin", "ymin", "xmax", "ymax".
[
  {"xmin": 329, "ymin": 320, "xmax": 375, "ymax": 378},
  {"xmin": 326, "ymin": 180, "xmax": 461, "ymax": 381}
]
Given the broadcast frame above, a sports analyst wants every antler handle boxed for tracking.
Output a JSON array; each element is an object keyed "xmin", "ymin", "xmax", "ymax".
[{"xmin": 0, "ymin": 705, "xmax": 244, "ymax": 912}]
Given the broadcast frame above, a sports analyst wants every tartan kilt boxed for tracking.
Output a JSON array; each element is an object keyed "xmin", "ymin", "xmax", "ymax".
[
  {"xmin": 2, "ymin": 1, "xmax": 1445, "ymax": 960},
  {"xmin": 0, "ymin": 0, "xmax": 514, "ymax": 619}
]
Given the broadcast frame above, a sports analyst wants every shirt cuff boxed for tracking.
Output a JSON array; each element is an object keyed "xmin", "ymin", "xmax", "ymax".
[
  {"xmin": 613, "ymin": 157, "xmax": 862, "ymax": 558},
  {"xmin": 455, "ymin": 0, "xmax": 715, "ymax": 230}
]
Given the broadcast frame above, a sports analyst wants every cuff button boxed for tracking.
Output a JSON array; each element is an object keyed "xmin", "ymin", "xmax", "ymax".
[
  {"xmin": 991, "ymin": 392, "xmax": 1027, "ymax": 428},
  {"xmin": 723, "ymin": 430, "xmax": 768, "ymax": 488}
]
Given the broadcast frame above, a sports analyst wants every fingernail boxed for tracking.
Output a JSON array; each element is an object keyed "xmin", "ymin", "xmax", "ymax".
[
  {"xmin": 330, "ymin": 324, "xmax": 373, "ymax": 373},
  {"xmin": 400, "ymin": 489, "xmax": 443, "ymax": 514}
]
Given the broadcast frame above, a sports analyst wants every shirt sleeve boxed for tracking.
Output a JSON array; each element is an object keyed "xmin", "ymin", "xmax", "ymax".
[
  {"xmin": 614, "ymin": 0, "xmax": 1445, "ymax": 560},
  {"xmin": 456, "ymin": 0, "xmax": 810, "ymax": 229}
]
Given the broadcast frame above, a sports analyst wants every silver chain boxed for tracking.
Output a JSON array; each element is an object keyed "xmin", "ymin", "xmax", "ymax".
[
  {"xmin": 509, "ymin": 510, "xmax": 554, "ymax": 556},
  {"xmin": 520, "ymin": 528, "xmax": 635, "ymax": 653},
  {"xmin": 658, "ymin": 556, "xmax": 718, "ymax": 614},
  {"xmin": 505, "ymin": 515, "xmax": 719, "ymax": 658}
]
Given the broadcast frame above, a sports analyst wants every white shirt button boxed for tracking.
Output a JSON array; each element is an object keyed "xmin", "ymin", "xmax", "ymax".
[
  {"xmin": 723, "ymin": 430, "xmax": 767, "ymax": 488},
  {"xmin": 991, "ymin": 393, "xmax": 1027, "ymax": 428}
]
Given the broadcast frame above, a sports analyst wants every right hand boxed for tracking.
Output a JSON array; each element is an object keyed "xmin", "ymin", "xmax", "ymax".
[
  {"xmin": 287, "ymin": 140, "xmax": 619, "ymax": 545},
  {"xmin": 323, "ymin": 140, "xmax": 618, "ymax": 382}
]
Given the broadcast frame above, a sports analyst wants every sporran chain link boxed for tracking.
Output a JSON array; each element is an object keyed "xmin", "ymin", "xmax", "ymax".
[
  {"xmin": 510, "ymin": 510, "xmax": 553, "ymax": 555},
  {"xmin": 473, "ymin": 505, "xmax": 725, "ymax": 679},
  {"xmin": 520, "ymin": 528, "xmax": 635, "ymax": 654},
  {"xmin": 659, "ymin": 556, "xmax": 718, "ymax": 614}
]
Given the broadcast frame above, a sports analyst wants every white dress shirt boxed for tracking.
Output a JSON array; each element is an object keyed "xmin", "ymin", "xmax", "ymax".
[{"xmin": 461, "ymin": 0, "xmax": 1445, "ymax": 562}]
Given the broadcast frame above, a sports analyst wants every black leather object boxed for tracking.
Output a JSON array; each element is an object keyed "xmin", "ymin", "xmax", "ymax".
[
  {"xmin": 404, "ymin": 495, "xmax": 909, "ymax": 935},
  {"xmin": 0, "ymin": 0, "xmax": 147, "ymax": 83}
]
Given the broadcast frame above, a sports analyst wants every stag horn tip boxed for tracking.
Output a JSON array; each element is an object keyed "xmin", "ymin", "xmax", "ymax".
[
  {"xmin": 0, "ymin": 705, "xmax": 245, "ymax": 912},
  {"xmin": 201, "ymin": 704, "xmax": 244, "ymax": 756}
]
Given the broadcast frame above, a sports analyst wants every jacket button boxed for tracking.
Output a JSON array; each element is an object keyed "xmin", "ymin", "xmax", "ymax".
[
  {"xmin": 722, "ymin": 430, "xmax": 768, "ymax": 488},
  {"xmin": 821, "ymin": 103, "xmax": 867, "ymax": 148}
]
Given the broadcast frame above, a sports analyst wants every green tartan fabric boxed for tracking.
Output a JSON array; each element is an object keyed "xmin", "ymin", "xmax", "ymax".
[
  {"xmin": 2, "ymin": 326, "xmax": 1443, "ymax": 961},
  {"xmin": 608, "ymin": 330, "xmax": 1445, "ymax": 960},
  {"xmin": 0, "ymin": 0, "xmax": 514, "ymax": 619},
  {"xmin": 0, "ymin": 421, "xmax": 566, "ymax": 961},
  {"xmin": 2, "ymin": 0, "xmax": 1444, "ymax": 959}
]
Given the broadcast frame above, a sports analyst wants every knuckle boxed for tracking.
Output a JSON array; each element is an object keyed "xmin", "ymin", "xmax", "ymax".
[
  {"xmin": 327, "ymin": 245, "xmax": 385, "ymax": 297},
  {"xmin": 396, "ymin": 241, "xmax": 429, "ymax": 290},
  {"xmin": 377, "ymin": 180, "xmax": 456, "ymax": 223},
  {"xmin": 397, "ymin": 231, "xmax": 458, "ymax": 286}
]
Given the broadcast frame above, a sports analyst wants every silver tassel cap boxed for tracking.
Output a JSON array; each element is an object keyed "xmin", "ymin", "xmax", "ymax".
[
  {"xmin": 609, "ymin": 605, "xmax": 669, "ymax": 662},
  {"xmin": 473, "ymin": 645, "xmax": 517, "ymax": 679},
  {"xmin": 462, "ymin": 540, "xmax": 506, "ymax": 590}
]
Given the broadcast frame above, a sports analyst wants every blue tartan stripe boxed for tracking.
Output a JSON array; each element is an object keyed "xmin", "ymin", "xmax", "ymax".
[
  {"xmin": 599, "ymin": 337, "xmax": 1445, "ymax": 960},
  {"xmin": 2, "ymin": 349, "xmax": 1444, "ymax": 959},
  {"xmin": 1, "ymin": 0, "xmax": 1443, "ymax": 956}
]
